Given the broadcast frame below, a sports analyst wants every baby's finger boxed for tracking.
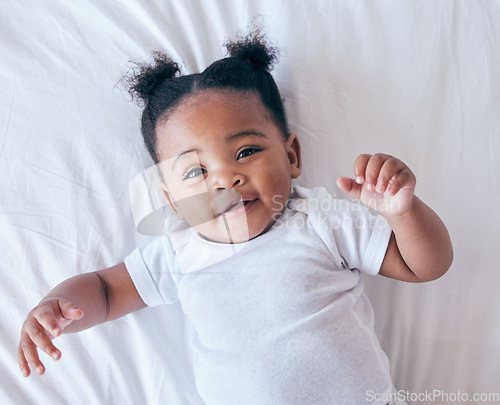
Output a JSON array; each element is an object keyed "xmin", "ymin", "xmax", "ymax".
[
  {"xmin": 25, "ymin": 318, "xmax": 61, "ymax": 361},
  {"xmin": 353, "ymin": 154, "xmax": 372, "ymax": 184},
  {"xmin": 35, "ymin": 306, "xmax": 64, "ymax": 338},
  {"xmin": 386, "ymin": 167, "xmax": 416, "ymax": 195},
  {"xmin": 336, "ymin": 176, "xmax": 362, "ymax": 200},
  {"xmin": 58, "ymin": 300, "xmax": 84, "ymax": 322},
  {"xmin": 19, "ymin": 332, "xmax": 47, "ymax": 376},
  {"xmin": 364, "ymin": 154, "xmax": 392, "ymax": 190},
  {"xmin": 17, "ymin": 343, "xmax": 32, "ymax": 377},
  {"xmin": 374, "ymin": 157, "xmax": 407, "ymax": 194}
]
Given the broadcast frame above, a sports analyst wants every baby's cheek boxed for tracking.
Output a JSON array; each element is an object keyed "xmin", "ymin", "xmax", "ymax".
[
  {"xmin": 269, "ymin": 193, "xmax": 286, "ymax": 215},
  {"xmin": 268, "ymin": 175, "xmax": 291, "ymax": 209},
  {"xmin": 176, "ymin": 192, "xmax": 215, "ymax": 226}
]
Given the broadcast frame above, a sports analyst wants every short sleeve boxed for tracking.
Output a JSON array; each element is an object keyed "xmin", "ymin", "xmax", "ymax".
[
  {"xmin": 289, "ymin": 186, "xmax": 392, "ymax": 275},
  {"xmin": 124, "ymin": 237, "xmax": 179, "ymax": 306},
  {"xmin": 337, "ymin": 206, "xmax": 392, "ymax": 275}
]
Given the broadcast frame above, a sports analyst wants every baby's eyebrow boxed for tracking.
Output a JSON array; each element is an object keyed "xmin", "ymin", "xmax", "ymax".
[
  {"xmin": 171, "ymin": 149, "xmax": 199, "ymax": 170},
  {"xmin": 226, "ymin": 130, "xmax": 269, "ymax": 141}
]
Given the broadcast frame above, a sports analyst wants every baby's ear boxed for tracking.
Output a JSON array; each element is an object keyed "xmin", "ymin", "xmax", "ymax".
[
  {"xmin": 286, "ymin": 133, "xmax": 302, "ymax": 179},
  {"xmin": 159, "ymin": 181, "xmax": 185, "ymax": 220}
]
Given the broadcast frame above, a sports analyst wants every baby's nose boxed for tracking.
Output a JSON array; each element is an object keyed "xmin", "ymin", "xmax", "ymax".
[{"xmin": 211, "ymin": 169, "xmax": 245, "ymax": 190}]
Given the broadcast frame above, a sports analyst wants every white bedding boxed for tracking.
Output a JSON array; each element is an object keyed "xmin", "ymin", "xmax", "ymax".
[{"xmin": 1, "ymin": 1, "xmax": 499, "ymax": 404}]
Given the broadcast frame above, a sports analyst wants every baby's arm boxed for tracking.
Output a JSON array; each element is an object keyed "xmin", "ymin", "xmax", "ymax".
[
  {"xmin": 18, "ymin": 262, "xmax": 145, "ymax": 377},
  {"xmin": 337, "ymin": 153, "xmax": 453, "ymax": 282}
]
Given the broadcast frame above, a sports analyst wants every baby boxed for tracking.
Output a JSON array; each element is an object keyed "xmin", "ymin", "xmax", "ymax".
[{"xmin": 18, "ymin": 32, "xmax": 453, "ymax": 404}]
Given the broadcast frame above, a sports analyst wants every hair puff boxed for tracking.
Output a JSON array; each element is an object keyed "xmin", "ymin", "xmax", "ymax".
[
  {"xmin": 225, "ymin": 30, "xmax": 279, "ymax": 71},
  {"xmin": 125, "ymin": 50, "xmax": 180, "ymax": 105}
]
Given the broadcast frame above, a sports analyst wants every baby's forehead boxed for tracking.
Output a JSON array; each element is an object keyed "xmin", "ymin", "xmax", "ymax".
[
  {"xmin": 177, "ymin": 88, "xmax": 264, "ymax": 113},
  {"xmin": 159, "ymin": 90, "xmax": 275, "ymax": 134}
]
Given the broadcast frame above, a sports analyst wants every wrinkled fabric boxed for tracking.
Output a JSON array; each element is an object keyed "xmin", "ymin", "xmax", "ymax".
[{"xmin": 1, "ymin": 1, "xmax": 499, "ymax": 404}]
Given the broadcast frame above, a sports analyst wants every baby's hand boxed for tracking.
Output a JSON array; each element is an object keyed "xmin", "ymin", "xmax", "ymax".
[
  {"xmin": 18, "ymin": 299, "xmax": 83, "ymax": 377},
  {"xmin": 336, "ymin": 153, "xmax": 416, "ymax": 217}
]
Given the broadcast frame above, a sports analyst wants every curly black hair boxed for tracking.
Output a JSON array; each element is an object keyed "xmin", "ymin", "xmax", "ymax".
[{"xmin": 125, "ymin": 30, "xmax": 288, "ymax": 164}]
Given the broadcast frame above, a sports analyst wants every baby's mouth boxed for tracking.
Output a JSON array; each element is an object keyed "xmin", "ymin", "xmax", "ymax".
[{"xmin": 217, "ymin": 199, "xmax": 256, "ymax": 217}]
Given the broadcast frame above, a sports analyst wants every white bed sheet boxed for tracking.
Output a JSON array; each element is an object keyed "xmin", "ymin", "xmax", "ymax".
[{"xmin": 1, "ymin": 1, "xmax": 499, "ymax": 404}]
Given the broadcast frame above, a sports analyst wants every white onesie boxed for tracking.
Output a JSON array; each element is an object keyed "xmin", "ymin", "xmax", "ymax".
[{"xmin": 124, "ymin": 186, "xmax": 394, "ymax": 404}]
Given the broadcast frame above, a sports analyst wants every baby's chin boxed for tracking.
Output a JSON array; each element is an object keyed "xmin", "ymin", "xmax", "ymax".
[
  {"xmin": 197, "ymin": 232, "xmax": 249, "ymax": 245},
  {"xmin": 194, "ymin": 218, "xmax": 278, "ymax": 245},
  {"xmin": 193, "ymin": 218, "xmax": 250, "ymax": 244}
]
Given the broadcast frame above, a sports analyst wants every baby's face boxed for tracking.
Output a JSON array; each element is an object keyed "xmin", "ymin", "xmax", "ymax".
[{"xmin": 156, "ymin": 89, "xmax": 301, "ymax": 243}]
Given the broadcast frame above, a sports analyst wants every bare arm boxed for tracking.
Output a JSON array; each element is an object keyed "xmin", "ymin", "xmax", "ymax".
[
  {"xmin": 18, "ymin": 262, "xmax": 145, "ymax": 376},
  {"xmin": 379, "ymin": 197, "xmax": 453, "ymax": 282},
  {"xmin": 337, "ymin": 153, "xmax": 453, "ymax": 283}
]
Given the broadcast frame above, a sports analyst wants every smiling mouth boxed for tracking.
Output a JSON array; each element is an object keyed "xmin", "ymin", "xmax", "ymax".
[{"xmin": 217, "ymin": 199, "xmax": 256, "ymax": 217}]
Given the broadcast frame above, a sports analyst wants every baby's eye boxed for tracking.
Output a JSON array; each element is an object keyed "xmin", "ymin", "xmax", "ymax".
[
  {"xmin": 183, "ymin": 167, "xmax": 206, "ymax": 180},
  {"xmin": 237, "ymin": 147, "xmax": 261, "ymax": 160}
]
